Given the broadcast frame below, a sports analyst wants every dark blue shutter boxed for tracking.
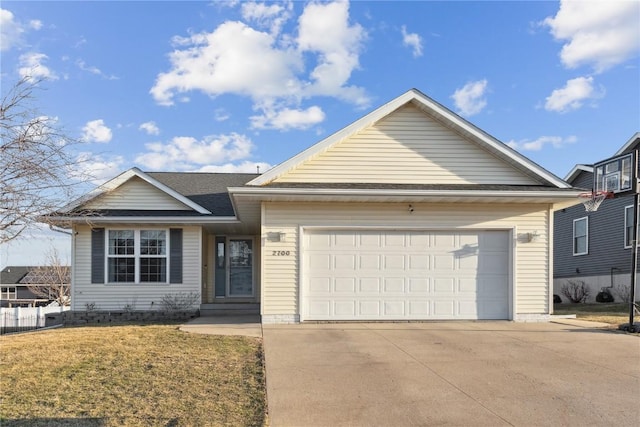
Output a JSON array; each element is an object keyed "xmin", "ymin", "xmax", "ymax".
[
  {"xmin": 91, "ymin": 228, "xmax": 105, "ymax": 283},
  {"xmin": 170, "ymin": 228, "xmax": 183, "ymax": 284}
]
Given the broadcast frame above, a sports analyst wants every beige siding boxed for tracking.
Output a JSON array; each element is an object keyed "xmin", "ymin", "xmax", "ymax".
[
  {"xmin": 84, "ymin": 177, "xmax": 191, "ymax": 210},
  {"xmin": 261, "ymin": 202, "xmax": 550, "ymax": 318},
  {"xmin": 274, "ymin": 105, "xmax": 538, "ymax": 185},
  {"xmin": 71, "ymin": 224, "xmax": 201, "ymax": 311}
]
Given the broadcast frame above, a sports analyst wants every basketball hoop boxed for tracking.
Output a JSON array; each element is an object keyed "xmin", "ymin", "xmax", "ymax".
[{"xmin": 578, "ymin": 191, "xmax": 614, "ymax": 212}]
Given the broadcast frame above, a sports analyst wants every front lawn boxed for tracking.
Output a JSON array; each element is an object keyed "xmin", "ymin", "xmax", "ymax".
[
  {"xmin": 554, "ymin": 302, "xmax": 635, "ymax": 326},
  {"xmin": 0, "ymin": 325, "xmax": 266, "ymax": 426}
]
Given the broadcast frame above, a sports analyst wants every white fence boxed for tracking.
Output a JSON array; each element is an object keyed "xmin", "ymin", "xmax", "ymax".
[{"xmin": 1, "ymin": 305, "xmax": 70, "ymax": 334}]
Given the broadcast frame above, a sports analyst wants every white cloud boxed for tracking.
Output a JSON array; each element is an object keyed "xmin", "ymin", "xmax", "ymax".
[
  {"xmin": 214, "ymin": 108, "xmax": 230, "ymax": 122},
  {"xmin": 81, "ymin": 119, "xmax": 113, "ymax": 143},
  {"xmin": 507, "ymin": 135, "xmax": 577, "ymax": 151},
  {"xmin": 151, "ymin": 21, "xmax": 302, "ymax": 106},
  {"xmin": 297, "ymin": 0, "xmax": 369, "ymax": 106},
  {"xmin": 241, "ymin": 0, "xmax": 292, "ymax": 35},
  {"xmin": 135, "ymin": 133, "xmax": 255, "ymax": 171},
  {"xmin": 543, "ymin": 0, "xmax": 640, "ymax": 73},
  {"xmin": 451, "ymin": 79, "xmax": 488, "ymax": 116},
  {"xmin": 250, "ymin": 105, "xmax": 325, "ymax": 130},
  {"xmin": 18, "ymin": 52, "xmax": 58, "ymax": 81},
  {"xmin": 544, "ymin": 76, "xmax": 604, "ymax": 113},
  {"xmin": 195, "ymin": 161, "xmax": 272, "ymax": 174},
  {"xmin": 71, "ymin": 153, "xmax": 125, "ymax": 185},
  {"xmin": 76, "ymin": 59, "xmax": 118, "ymax": 80},
  {"xmin": 401, "ymin": 25, "xmax": 423, "ymax": 58},
  {"xmin": 29, "ymin": 19, "xmax": 42, "ymax": 30},
  {"xmin": 150, "ymin": 0, "xmax": 369, "ymax": 130},
  {"xmin": 139, "ymin": 121, "xmax": 160, "ymax": 135}
]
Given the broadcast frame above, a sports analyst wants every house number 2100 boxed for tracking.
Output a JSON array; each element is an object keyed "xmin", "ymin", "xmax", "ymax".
[{"xmin": 272, "ymin": 251, "xmax": 291, "ymax": 256}]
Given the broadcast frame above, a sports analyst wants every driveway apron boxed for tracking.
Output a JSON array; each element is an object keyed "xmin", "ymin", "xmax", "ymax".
[{"xmin": 262, "ymin": 321, "xmax": 640, "ymax": 427}]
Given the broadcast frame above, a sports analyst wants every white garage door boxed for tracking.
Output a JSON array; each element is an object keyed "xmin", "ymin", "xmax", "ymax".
[{"xmin": 304, "ymin": 230, "xmax": 510, "ymax": 320}]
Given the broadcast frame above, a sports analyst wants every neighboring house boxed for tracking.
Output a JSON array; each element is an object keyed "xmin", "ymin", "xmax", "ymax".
[
  {"xmin": 554, "ymin": 132, "xmax": 640, "ymax": 302},
  {"xmin": 47, "ymin": 89, "xmax": 582, "ymax": 323},
  {"xmin": 0, "ymin": 266, "xmax": 69, "ymax": 307}
]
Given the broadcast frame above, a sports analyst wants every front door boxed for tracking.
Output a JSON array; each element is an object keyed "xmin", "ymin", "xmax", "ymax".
[{"xmin": 227, "ymin": 238, "xmax": 254, "ymax": 297}]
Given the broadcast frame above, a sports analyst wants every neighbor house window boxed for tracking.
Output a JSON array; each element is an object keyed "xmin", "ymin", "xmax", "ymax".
[
  {"xmin": 107, "ymin": 229, "xmax": 167, "ymax": 283},
  {"xmin": 1, "ymin": 287, "xmax": 17, "ymax": 299},
  {"xmin": 573, "ymin": 217, "xmax": 588, "ymax": 256},
  {"xmin": 624, "ymin": 205, "xmax": 638, "ymax": 248}
]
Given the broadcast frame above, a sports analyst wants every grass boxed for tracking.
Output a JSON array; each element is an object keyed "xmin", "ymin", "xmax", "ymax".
[
  {"xmin": 554, "ymin": 302, "xmax": 637, "ymax": 326},
  {"xmin": 0, "ymin": 324, "xmax": 266, "ymax": 426}
]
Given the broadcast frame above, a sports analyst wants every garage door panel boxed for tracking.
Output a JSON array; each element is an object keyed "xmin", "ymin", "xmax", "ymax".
[
  {"xmin": 408, "ymin": 301, "xmax": 430, "ymax": 315},
  {"xmin": 359, "ymin": 278, "xmax": 380, "ymax": 293},
  {"xmin": 304, "ymin": 230, "xmax": 509, "ymax": 321},
  {"xmin": 334, "ymin": 278, "xmax": 356, "ymax": 293},
  {"xmin": 383, "ymin": 254, "xmax": 405, "ymax": 269},
  {"xmin": 359, "ymin": 254, "xmax": 380, "ymax": 269},
  {"xmin": 409, "ymin": 254, "xmax": 429, "ymax": 270},
  {"xmin": 310, "ymin": 253, "xmax": 331, "ymax": 269},
  {"xmin": 335, "ymin": 254, "xmax": 356, "ymax": 269},
  {"xmin": 433, "ymin": 254, "xmax": 455, "ymax": 270},
  {"xmin": 433, "ymin": 278, "xmax": 455, "ymax": 293},
  {"xmin": 359, "ymin": 301, "xmax": 380, "ymax": 316},
  {"xmin": 408, "ymin": 278, "xmax": 429, "ymax": 293}
]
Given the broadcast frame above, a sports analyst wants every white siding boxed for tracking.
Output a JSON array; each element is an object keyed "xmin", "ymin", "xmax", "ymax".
[
  {"xmin": 274, "ymin": 105, "xmax": 538, "ymax": 185},
  {"xmin": 71, "ymin": 224, "xmax": 202, "ymax": 311},
  {"xmin": 261, "ymin": 202, "xmax": 550, "ymax": 319},
  {"xmin": 84, "ymin": 177, "xmax": 192, "ymax": 210}
]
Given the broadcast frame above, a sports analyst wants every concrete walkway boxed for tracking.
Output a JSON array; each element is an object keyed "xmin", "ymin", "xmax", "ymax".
[
  {"xmin": 262, "ymin": 321, "xmax": 640, "ymax": 427},
  {"xmin": 179, "ymin": 315, "xmax": 262, "ymax": 337}
]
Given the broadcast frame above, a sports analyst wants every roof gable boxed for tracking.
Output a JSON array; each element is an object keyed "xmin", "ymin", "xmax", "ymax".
[
  {"xmin": 270, "ymin": 104, "xmax": 539, "ymax": 185},
  {"xmin": 250, "ymin": 89, "xmax": 569, "ymax": 188},
  {"xmin": 63, "ymin": 168, "xmax": 211, "ymax": 214}
]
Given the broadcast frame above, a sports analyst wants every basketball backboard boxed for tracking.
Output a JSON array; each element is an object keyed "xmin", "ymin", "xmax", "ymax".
[{"xmin": 593, "ymin": 150, "xmax": 637, "ymax": 196}]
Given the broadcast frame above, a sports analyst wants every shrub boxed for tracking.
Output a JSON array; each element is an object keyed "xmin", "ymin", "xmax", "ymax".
[
  {"xmin": 160, "ymin": 292, "xmax": 199, "ymax": 312},
  {"xmin": 595, "ymin": 289, "xmax": 615, "ymax": 303},
  {"xmin": 561, "ymin": 280, "xmax": 591, "ymax": 303},
  {"xmin": 614, "ymin": 283, "xmax": 631, "ymax": 303}
]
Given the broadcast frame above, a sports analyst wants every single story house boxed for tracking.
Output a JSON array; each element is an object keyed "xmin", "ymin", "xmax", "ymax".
[{"xmin": 49, "ymin": 89, "xmax": 582, "ymax": 323}]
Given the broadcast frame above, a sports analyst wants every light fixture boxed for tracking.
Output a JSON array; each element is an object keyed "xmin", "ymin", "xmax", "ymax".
[
  {"xmin": 267, "ymin": 231, "xmax": 287, "ymax": 242},
  {"xmin": 526, "ymin": 231, "xmax": 539, "ymax": 243}
]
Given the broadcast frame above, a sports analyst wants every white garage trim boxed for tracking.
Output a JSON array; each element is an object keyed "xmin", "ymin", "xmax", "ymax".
[{"xmin": 298, "ymin": 226, "xmax": 516, "ymax": 321}]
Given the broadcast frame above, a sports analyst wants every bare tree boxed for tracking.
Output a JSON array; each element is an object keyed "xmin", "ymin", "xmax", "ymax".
[
  {"xmin": 22, "ymin": 249, "xmax": 71, "ymax": 306},
  {"xmin": 1, "ymin": 76, "xmax": 86, "ymax": 243}
]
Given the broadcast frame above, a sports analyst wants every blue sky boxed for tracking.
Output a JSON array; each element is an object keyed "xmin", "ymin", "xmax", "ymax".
[{"xmin": 1, "ymin": 0, "xmax": 639, "ymax": 267}]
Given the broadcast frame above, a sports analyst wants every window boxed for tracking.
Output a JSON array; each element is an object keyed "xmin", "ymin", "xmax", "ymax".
[
  {"xmin": 1, "ymin": 287, "xmax": 17, "ymax": 299},
  {"xmin": 573, "ymin": 217, "xmax": 588, "ymax": 256},
  {"xmin": 624, "ymin": 205, "xmax": 637, "ymax": 248},
  {"xmin": 107, "ymin": 229, "xmax": 167, "ymax": 283}
]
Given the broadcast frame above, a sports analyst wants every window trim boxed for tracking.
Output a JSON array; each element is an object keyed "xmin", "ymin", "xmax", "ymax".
[
  {"xmin": 1, "ymin": 286, "xmax": 17, "ymax": 299},
  {"xmin": 573, "ymin": 217, "xmax": 588, "ymax": 256},
  {"xmin": 105, "ymin": 228, "xmax": 170, "ymax": 284},
  {"xmin": 624, "ymin": 205, "xmax": 638, "ymax": 249}
]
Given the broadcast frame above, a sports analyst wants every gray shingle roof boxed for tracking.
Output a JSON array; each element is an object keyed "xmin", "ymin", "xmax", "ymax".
[
  {"xmin": 1, "ymin": 266, "xmax": 32, "ymax": 284},
  {"xmin": 147, "ymin": 172, "xmax": 259, "ymax": 216}
]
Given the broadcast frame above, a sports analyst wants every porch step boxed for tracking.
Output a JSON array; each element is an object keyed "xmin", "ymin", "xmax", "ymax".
[{"xmin": 200, "ymin": 303, "xmax": 260, "ymax": 317}]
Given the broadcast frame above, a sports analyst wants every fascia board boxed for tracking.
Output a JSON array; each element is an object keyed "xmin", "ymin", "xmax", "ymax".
[
  {"xmin": 45, "ymin": 216, "xmax": 239, "ymax": 224},
  {"xmin": 614, "ymin": 132, "xmax": 640, "ymax": 156},
  {"xmin": 563, "ymin": 164, "xmax": 593, "ymax": 183},
  {"xmin": 229, "ymin": 186, "xmax": 584, "ymax": 199}
]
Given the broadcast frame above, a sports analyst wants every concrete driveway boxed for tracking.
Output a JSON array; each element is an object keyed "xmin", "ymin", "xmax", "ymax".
[{"xmin": 263, "ymin": 321, "xmax": 639, "ymax": 426}]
